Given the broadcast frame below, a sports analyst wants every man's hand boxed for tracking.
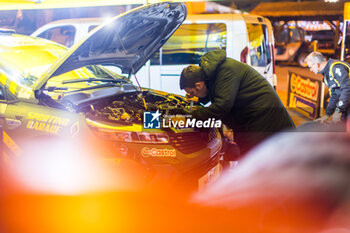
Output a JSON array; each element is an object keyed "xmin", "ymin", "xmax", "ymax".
[
  {"xmin": 332, "ymin": 111, "xmax": 342, "ymax": 123},
  {"xmin": 185, "ymin": 93, "xmax": 192, "ymax": 99},
  {"xmin": 185, "ymin": 93, "xmax": 199, "ymax": 102},
  {"xmin": 314, "ymin": 115, "xmax": 331, "ymax": 123}
]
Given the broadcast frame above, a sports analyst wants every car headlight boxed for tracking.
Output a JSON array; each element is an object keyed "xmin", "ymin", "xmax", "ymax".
[
  {"xmin": 86, "ymin": 118, "xmax": 169, "ymax": 144},
  {"xmin": 93, "ymin": 129, "xmax": 169, "ymax": 144}
]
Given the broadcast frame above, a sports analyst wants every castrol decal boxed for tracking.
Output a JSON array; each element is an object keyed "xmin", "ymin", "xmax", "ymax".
[
  {"xmin": 141, "ymin": 147, "xmax": 176, "ymax": 158},
  {"xmin": 290, "ymin": 73, "xmax": 319, "ymax": 101}
]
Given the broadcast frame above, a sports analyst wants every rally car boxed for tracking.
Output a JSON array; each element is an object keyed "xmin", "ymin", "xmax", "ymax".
[{"xmin": 0, "ymin": 2, "xmax": 222, "ymax": 190}]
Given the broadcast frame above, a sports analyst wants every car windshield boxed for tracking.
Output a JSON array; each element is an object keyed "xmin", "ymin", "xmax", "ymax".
[
  {"xmin": 0, "ymin": 58, "xmax": 127, "ymax": 91},
  {"xmin": 0, "ymin": 38, "xmax": 127, "ymax": 89},
  {"xmin": 0, "ymin": 37, "xmax": 68, "ymax": 88}
]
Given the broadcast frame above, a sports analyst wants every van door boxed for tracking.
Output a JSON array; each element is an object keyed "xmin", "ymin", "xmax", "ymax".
[
  {"xmin": 35, "ymin": 25, "xmax": 76, "ymax": 47},
  {"xmin": 148, "ymin": 22, "xmax": 227, "ymax": 95},
  {"xmin": 246, "ymin": 23, "xmax": 274, "ymax": 86}
]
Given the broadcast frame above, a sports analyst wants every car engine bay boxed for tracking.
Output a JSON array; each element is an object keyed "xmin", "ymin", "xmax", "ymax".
[{"xmin": 61, "ymin": 89, "xmax": 195, "ymax": 126}]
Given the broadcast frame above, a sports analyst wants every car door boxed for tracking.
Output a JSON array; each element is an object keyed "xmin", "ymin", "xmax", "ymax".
[{"xmin": 246, "ymin": 22, "xmax": 274, "ymax": 85}]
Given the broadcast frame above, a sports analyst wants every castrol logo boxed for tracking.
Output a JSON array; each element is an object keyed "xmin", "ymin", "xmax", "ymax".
[
  {"xmin": 290, "ymin": 73, "xmax": 319, "ymax": 101},
  {"xmin": 141, "ymin": 147, "xmax": 176, "ymax": 158}
]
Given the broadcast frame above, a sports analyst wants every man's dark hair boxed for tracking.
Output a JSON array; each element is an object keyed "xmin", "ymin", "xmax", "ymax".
[{"xmin": 179, "ymin": 65, "xmax": 206, "ymax": 90}]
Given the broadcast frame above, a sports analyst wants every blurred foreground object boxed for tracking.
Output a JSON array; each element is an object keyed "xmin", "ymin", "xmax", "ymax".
[
  {"xmin": 2, "ymin": 127, "xmax": 350, "ymax": 232},
  {"xmin": 193, "ymin": 128, "xmax": 350, "ymax": 232}
]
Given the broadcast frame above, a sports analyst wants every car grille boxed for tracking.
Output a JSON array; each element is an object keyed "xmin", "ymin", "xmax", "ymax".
[{"xmin": 169, "ymin": 128, "xmax": 217, "ymax": 154}]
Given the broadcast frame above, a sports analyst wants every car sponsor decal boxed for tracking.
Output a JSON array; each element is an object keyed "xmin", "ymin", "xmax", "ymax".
[
  {"xmin": 26, "ymin": 112, "xmax": 70, "ymax": 135},
  {"xmin": 26, "ymin": 121, "xmax": 62, "ymax": 135},
  {"xmin": 289, "ymin": 72, "xmax": 319, "ymax": 101},
  {"xmin": 141, "ymin": 147, "xmax": 176, "ymax": 158},
  {"xmin": 27, "ymin": 112, "xmax": 70, "ymax": 126},
  {"xmin": 287, "ymin": 71, "xmax": 322, "ymax": 120}
]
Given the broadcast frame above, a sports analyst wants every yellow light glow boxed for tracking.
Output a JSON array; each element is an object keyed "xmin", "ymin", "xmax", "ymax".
[{"xmin": 7, "ymin": 137, "xmax": 145, "ymax": 195}]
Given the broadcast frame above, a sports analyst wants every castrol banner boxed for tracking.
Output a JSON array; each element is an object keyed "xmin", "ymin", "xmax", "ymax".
[{"xmin": 287, "ymin": 71, "xmax": 323, "ymax": 119}]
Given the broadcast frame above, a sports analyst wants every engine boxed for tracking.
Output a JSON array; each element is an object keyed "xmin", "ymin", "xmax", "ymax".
[{"xmin": 85, "ymin": 91, "xmax": 193, "ymax": 125}]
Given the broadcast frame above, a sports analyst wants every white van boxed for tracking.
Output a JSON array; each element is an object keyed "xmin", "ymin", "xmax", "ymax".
[
  {"xmin": 31, "ymin": 14, "xmax": 276, "ymax": 95},
  {"xmin": 31, "ymin": 18, "xmax": 103, "ymax": 47}
]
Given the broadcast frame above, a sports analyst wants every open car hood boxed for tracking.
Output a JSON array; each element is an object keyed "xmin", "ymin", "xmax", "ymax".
[{"xmin": 34, "ymin": 2, "xmax": 186, "ymax": 91}]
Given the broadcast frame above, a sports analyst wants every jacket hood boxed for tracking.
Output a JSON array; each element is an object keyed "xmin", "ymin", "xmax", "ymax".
[{"xmin": 200, "ymin": 49, "xmax": 226, "ymax": 79}]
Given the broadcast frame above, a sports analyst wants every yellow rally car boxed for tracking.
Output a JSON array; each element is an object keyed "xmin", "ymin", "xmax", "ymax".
[{"xmin": 0, "ymin": 2, "xmax": 222, "ymax": 190}]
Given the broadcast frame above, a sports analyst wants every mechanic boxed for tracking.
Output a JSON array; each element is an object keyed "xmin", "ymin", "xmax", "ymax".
[
  {"xmin": 305, "ymin": 51, "xmax": 350, "ymax": 123},
  {"xmin": 179, "ymin": 49, "xmax": 295, "ymax": 155}
]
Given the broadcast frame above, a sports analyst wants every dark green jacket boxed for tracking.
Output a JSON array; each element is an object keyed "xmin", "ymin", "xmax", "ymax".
[{"xmin": 192, "ymin": 50, "xmax": 295, "ymax": 153}]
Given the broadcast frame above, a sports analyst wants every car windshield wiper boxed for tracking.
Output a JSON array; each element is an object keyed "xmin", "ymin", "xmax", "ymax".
[
  {"xmin": 61, "ymin": 78, "xmax": 128, "ymax": 84},
  {"xmin": 44, "ymin": 86, "xmax": 68, "ymax": 92}
]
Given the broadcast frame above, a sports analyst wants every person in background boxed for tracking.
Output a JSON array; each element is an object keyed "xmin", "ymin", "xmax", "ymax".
[
  {"xmin": 305, "ymin": 51, "xmax": 350, "ymax": 123},
  {"xmin": 179, "ymin": 49, "xmax": 295, "ymax": 155}
]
